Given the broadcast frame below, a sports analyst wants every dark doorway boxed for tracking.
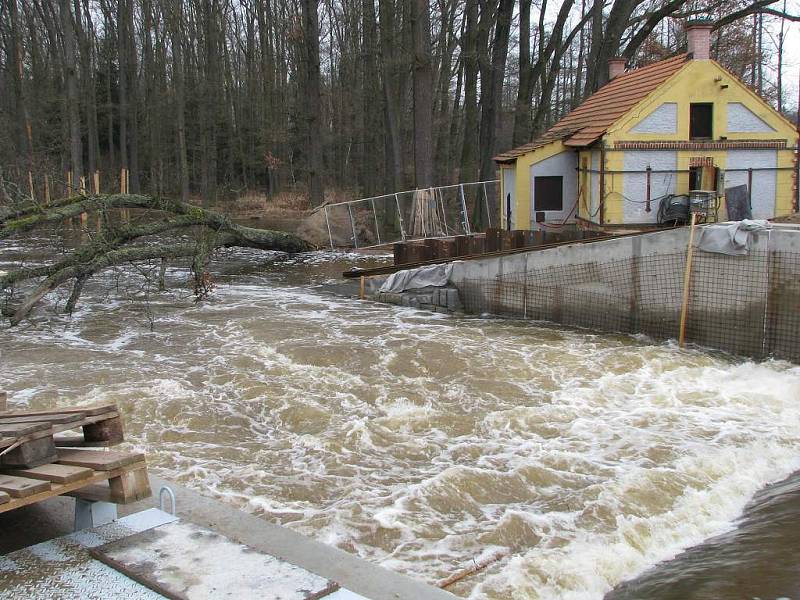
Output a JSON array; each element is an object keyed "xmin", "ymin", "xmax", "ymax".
[
  {"xmin": 690, "ymin": 103, "xmax": 713, "ymax": 139},
  {"xmin": 534, "ymin": 176, "xmax": 564, "ymax": 212}
]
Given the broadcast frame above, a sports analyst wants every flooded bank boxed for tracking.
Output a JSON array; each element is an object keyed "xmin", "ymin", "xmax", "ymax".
[{"xmin": 1, "ymin": 240, "xmax": 799, "ymax": 599}]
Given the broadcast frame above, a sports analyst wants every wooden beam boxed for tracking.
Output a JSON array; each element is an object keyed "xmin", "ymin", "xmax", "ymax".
[
  {"xmin": 57, "ymin": 449, "xmax": 146, "ymax": 471},
  {"xmin": 0, "ymin": 474, "xmax": 51, "ymax": 498},
  {"xmin": 0, "ymin": 461, "xmax": 149, "ymax": 513},
  {"xmin": 7, "ymin": 463, "xmax": 94, "ymax": 484},
  {"xmin": 0, "ymin": 403, "xmax": 116, "ymax": 418}
]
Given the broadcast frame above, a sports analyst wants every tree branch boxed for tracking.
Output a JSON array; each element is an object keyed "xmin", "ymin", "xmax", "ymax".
[{"xmin": 1, "ymin": 194, "xmax": 313, "ymax": 324}]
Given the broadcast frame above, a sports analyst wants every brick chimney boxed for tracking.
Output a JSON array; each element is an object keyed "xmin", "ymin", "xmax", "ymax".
[
  {"xmin": 608, "ymin": 58, "xmax": 627, "ymax": 81},
  {"xmin": 686, "ymin": 19, "xmax": 713, "ymax": 60}
]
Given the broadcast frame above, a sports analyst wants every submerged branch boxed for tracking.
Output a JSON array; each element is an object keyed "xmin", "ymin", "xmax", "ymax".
[{"xmin": 0, "ymin": 194, "xmax": 313, "ymax": 324}]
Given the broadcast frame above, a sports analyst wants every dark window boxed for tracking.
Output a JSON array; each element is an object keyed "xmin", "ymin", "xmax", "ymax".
[
  {"xmin": 690, "ymin": 103, "xmax": 713, "ymax": 139},
  {"xmin": 534, "ymin": 176, "xmax": 564, "ymax": 211},
  {"xmin": 689, "ymin": 166, "xmax": 703, "ymax": 191}
]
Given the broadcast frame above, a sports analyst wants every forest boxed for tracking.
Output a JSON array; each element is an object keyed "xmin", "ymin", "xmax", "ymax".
[{"xmin": 0, "ymin": 0, "xmax": 798, "ymax": 209}]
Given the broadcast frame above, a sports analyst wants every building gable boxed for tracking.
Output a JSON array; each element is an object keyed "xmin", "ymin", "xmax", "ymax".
[{"xmin": 612, "ymin": 60, "xmax": 797, "ymax": 143}]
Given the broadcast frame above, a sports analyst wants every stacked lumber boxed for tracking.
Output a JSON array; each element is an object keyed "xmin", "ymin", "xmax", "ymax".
[{"xmin": 0, "ymin": 402, "xmax": 151, "ymax": 513}]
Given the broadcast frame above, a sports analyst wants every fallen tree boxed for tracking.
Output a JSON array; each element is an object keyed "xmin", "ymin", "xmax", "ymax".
[{"xmin": 0, "ymin": 193, "xmax": 314, "ymax": 325}]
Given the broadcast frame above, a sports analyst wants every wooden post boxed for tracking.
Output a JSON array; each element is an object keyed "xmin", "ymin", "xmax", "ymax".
[
  {"xmin": 678, "ymin": 213, "xmax": 698, "ymax": 348},
  {"xmin": 94, "ymin": 170, "xmax": 100, "ymax": 195},
  {"xmin": 120, "ymin": 168, "xmax": 125, "ymax": 193},
  {"xmin": 27, "ymin": 171, "xmax": 34, "ymax": 201},
  {"xmin": 125, "ymin": 169, "xmax": 130, "ymax": 194},
  {"xmin": 83, "ymin": 416, "xmax": 125, "ymax": 445}
]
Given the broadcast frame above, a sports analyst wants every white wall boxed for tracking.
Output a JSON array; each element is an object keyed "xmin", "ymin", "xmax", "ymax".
[
  {"xmin": 502, "ymin": 166, "xmax": 516, "ymax": 229},
  {"xmin": 725, "ymin": 149, "xmax": 777, "ymax": 219},
  {"xmin": 631, "ymin": 103, "xmax": 678, "ymax": 134},
  {"xmin": 530, "ymin": 151, "xmax": 578, "ymax": 228},
  {"xmin": 726, "ymin": 102, "xmax": 776, "ymax": 133},
  {"xmin": 622, "ymin": 151, "xmax": 678, "ymax": 224}
]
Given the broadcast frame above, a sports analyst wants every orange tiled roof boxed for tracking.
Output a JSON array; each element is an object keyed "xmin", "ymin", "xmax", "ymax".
[{"xmin": 494, "ymin": 53, "xmax": 690, "ymax": 163}]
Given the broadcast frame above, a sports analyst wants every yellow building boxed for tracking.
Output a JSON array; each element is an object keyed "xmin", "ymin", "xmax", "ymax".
[{"xmin": 495, "ymin": 21, "xmax": 799, "ymax": 232}]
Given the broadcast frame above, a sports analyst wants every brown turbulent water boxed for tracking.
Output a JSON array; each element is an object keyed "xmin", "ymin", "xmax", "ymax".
[{"xmin": 1, "ymin": 234, "xmax": 799, "ymax": 599}]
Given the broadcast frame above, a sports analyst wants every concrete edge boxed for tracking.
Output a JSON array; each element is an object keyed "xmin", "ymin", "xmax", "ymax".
[{"xmin": 143, "ymin": 475, "xmax": 457, "ymax": 600}]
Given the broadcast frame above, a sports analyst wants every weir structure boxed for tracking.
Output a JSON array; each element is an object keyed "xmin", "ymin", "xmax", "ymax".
[{"xmin": 369, "ymin": 224, "xmax": 800, "ymax": 363}]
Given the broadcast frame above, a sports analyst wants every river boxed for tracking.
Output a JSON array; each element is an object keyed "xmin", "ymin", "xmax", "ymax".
[{"xmin": 1, "ymin": 237, "xmax": 799, "ymax": 599}]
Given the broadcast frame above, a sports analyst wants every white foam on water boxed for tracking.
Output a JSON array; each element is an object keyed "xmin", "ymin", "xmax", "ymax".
[{"xmin": 2, "ymin": 246, "xmax": 800, "ymax": 599}]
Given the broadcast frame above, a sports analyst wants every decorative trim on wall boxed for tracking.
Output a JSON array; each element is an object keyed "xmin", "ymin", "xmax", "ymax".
[{"xmin": 614, "ymin": 140, "xmax": 787, "ymax": 150}]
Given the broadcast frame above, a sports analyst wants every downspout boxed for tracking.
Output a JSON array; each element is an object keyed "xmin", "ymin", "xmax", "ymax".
[
  {"xmin": 599, "ymin": 141, "xmax": 606, "ymax": 225},
  {"xmin": 795, "ymin": 138, "xmax": 799, "ymax": 213}
]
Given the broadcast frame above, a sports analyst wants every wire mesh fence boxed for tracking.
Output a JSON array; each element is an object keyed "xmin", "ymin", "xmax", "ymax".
[
  {"xmin": 457, "ymin": 250, "xmax": 800, "ymax": 362},
  {"xmin": 324, "ymin": 181, "xmax": 499, "ymax": 249}
]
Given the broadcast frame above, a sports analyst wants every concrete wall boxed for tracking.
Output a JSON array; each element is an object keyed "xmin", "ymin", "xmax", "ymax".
[{"xmin": 443, "ymin": 224, "xmax": 800, "ymax": 361}]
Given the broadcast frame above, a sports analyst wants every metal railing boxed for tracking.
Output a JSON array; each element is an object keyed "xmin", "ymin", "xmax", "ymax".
[{"xmin": 323, "ymin": 180, "xmax": 499, "ymax": 249}]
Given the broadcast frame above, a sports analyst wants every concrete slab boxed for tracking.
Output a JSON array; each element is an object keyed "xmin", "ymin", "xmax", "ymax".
[
  {"xmin": 0, "ymin": 509, "xmax": 177, "ymax": 599},
  {"xmin": 141, "ymin": 476, "xmax": 455, "ymax": 600},
  {"xmin": 0, "ymin": 475, "xmax": 455, "ymax": 600},
  {"xmin": 92, "ymin": 520, "xmax": 339, "ymax": 600}
]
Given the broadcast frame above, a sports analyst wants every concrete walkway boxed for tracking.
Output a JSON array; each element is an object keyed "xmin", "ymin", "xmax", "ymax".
[{"xmin": 0, "ymin": 475, "xmax": 455, "ymax": 600}]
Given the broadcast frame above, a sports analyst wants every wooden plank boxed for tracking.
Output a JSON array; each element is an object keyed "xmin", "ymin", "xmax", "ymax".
[
  {"xmin": 57, "ymin": 449, "xmax": 145, "ymax": 471},
  {"xmin": 53, "ymin": 434, "xmax": 115, "ymax": 448},
  {"xmin": 0, "ymin": 474, "xmax": 51, "ymax": 498},
  {"xmin": 0, "ymin": 461, "xmax": 149, "ymax": 514},
  {"xmin": 0, "ymin": 413, "xmax": 86, "ymax": 425},
  {"xmin": 0, "ymin": 436, "xmax": 59, "ymax": 469},
  {"xmin": 7, "ymin": 463, "xmax": 94, "ymax": 484},
  {"xmin": 0, "ymin": 490, "xmax": 8, "ymax": 504},
  {"xmin": 0, "ymin": 421, "xmax": 53, "ymax": 437},
  {"xmin": 48, "ymin": 411, "xmax": 121, "ymax": 436},
  {"xmin": 0, "ymin": 403, "xmax": 116, "ymax": 418}
]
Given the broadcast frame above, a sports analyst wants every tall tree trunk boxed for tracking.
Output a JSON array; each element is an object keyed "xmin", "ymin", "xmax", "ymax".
[
  {"xmin": 301, "ymin": 0, "xmax": 324, "ymax": 206},
  {"xmin": 478, "ymin": 0, "xmax": 513, "ymax": 182},
  {"xmin": 511, "ymin": 0, "xmax": 533, "ymax": 147},
  {"xmin": 362, "ymin": 0, "xmax": 382, "ymax": 196},
  {"xmin": 117, "ymin": 0, "xmax": 129, "ymax": 183},
  {"xmin": 170, "ymin": 1, "xmax": 189, "ymax": 201},
  {"xmin": 125, "ymin": 0, "xmax": 140, "ymax": 192},
  {"xmin": 61, "ymin": 0, "xmax": 83, "ymax": 192},
  {"xmin": 411, "ymin": 0, "xmax": 434, "ymax": 188},
  {"xmin": 459, "ymin": 0, "xmax": 479, "ymax": 181},
  {"xmin": 9, "ymin": 0, "xmax": 34, "ymax": 169}
]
